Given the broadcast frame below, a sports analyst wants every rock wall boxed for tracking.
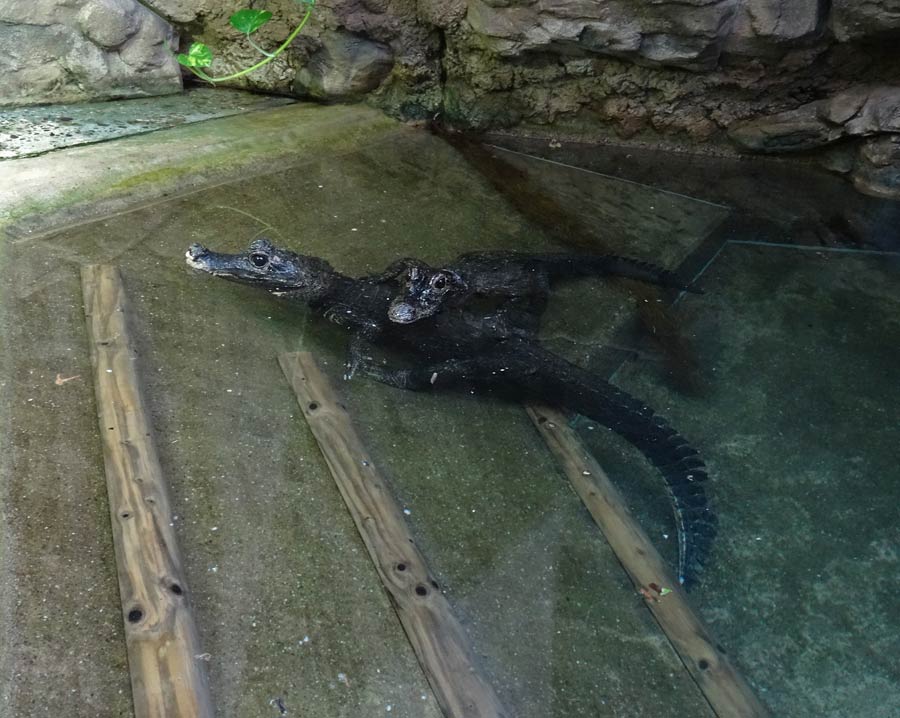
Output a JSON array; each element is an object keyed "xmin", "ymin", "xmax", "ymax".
[
  {"xmin": 148, "ymin": 0, "xmax": 899, "ymax": 197},
  {"xmin": 5, "ymin": 0, "xmax": 897, "ymax": 197},
  {"xmin": 0, "ymin": 0, "xmax": 182, "ymax": 107}
]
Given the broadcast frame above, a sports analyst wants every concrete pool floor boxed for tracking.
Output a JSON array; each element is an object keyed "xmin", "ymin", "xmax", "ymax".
[{"xmin": 1, "ymin": 94, "xmax": 898, "ymax": 717}]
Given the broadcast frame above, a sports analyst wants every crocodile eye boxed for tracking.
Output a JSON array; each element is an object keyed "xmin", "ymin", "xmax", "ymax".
[
  {"xmin": 249, "ymin": 252, "xmax": 269, "ymax": 268},
  {"xmin": 432, "ymin": 275, "xmax": 447, "ymax": 290}
]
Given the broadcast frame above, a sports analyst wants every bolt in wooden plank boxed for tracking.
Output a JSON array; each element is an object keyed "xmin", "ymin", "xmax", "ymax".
[
  {"xmin": 279, "ymin": 352, "xmax": 508, "ymax": 718},
  {"xmin": 527, "ymin": 403, "xmax": 769, "ymax": 718},
  {"xmin": 82, "ymin": 264, "xmax": 213, "ymax": 718}
]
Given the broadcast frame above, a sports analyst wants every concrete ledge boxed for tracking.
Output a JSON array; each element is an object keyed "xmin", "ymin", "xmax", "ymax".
[{"xmin": 0, "ymin": 102, "xmax": 401, "ymax": 239}]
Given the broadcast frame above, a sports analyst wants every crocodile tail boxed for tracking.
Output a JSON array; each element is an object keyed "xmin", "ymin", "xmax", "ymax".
[
  {"xmin": 597, "ymin": 391, "xmax": 717, "ymax": 590},
  {"xmin": 520, "ymin": 351, "xmax": 716, "ymax": 588},
  {"xmin": 539, "ymin": 254, "xmax": 702, "ymax": 294}
]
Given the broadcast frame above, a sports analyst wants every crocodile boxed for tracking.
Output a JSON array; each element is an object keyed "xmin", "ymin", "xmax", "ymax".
[
  {"xmin": 185, "ymin": 238, "xmax": 716, "ymax": 588},
  {"xmin": 376, "ymin": 251, "xmax": 701, "ymax": 326}
]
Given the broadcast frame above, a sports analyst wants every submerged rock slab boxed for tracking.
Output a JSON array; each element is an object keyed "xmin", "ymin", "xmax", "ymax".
[
  {"xmin": 0, "ymin": 0, "xmax": 181, "ymax": 107},
  {"xmin": 728, "ymin": 101, "xmax": 843, "ymax": 153}
]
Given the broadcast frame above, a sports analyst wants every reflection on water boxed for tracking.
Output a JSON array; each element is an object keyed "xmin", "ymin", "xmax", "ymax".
[{"xmin": 3, "ymin": 127, "xmax": 898, "ymax": 717}]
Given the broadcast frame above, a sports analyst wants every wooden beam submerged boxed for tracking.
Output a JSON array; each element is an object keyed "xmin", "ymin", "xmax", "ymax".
[
  {"xmin": 279, "ymin": 352, "xmax": 508, "ymax": 718},
  {"xmin": 82, "ymin": 264, "xmax": 213, "ymax": 718},
  {"xmin": 526, "ymin": 403, "xmax": 770, "ymax": 718}
]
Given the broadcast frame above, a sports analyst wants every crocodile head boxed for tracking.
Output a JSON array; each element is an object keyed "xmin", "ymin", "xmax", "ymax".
[
  {"xmin": 387, "ymin": 266, "xmax": 467, "ymax": 324},
  {"xmin": 186, "ymin": 238, "xmax": 334, "ymax": 298}
]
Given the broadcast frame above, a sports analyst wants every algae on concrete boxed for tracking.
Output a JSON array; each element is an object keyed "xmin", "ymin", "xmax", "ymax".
[
  {"xmin": 1, "ymin": 107, "xmax": 726, "ymax": 717},
  {"xmin": 0, "ymin": 251, "xmax": 133, "ymax": 716},
  {"xmin": 0, "ymin": 102, "xmax": 431, "ymax": 718}
]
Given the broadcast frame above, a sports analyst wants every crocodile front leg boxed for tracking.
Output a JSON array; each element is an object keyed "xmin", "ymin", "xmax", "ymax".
[
  {"xmin": 354, "ymin": 355, "xmax": 514, "ymax": 392},
  {"xmin": 344, "ymin": 326, "xmax": 383, "ymax": 381}
]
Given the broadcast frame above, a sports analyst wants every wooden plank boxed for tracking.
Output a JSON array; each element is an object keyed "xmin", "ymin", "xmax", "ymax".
[
  {"xmin": 526, "ymin": 403, "xmax": 770, "ymax": 718},
  {"xmin": 81, "ymin": 264, "xmax": 213, "ymax": 718},
  {"xmin": 279, "ymin": 352, "xmax": 508, "ymax": 718}
]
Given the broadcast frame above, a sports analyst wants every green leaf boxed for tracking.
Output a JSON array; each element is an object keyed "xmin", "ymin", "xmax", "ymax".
[
  {"xmin": 229, "ymin": 9, "xmax": 273, "ymax": 35},
  {"xmin": 294, "ymin": 0, "xmax": 316, "ymax": 5},
  {"xmin": 176, "ymin": 42, "xmax": 213, "ymax": 68}
]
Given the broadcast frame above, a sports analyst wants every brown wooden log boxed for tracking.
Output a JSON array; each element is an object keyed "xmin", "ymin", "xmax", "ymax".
[
  {"xmin": 82, "ymin": 264, "xmax": 213, "ymax": 718},
  {"xmin": 279, "ymin": 352, "xmax": 508, "ymax": 718},
  {"xmin": 526, "ymin": 403, "xmax": 770, "ymax": 718}
]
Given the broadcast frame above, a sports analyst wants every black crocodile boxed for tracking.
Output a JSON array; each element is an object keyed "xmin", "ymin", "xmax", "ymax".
[
  {"xmin": 377, "ymin": 251, "xmax": 701, "ymax": 326},
  {"xmin": 185, "ymin": 238, "xmax": 716, "ymax": 588}
]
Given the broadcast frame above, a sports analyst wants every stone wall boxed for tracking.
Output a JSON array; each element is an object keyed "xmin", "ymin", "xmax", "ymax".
[
  {"xmin": 0, "ymin": 0, "xmax": 182, "ymax": 106},
  {"xmin": 435, "ymin": 0, "xmax": 900, "ymax": 197},
  {"xmin": 145, "ymin": 0, "xmax": 899, "ymax": 197},
  {"xmin": 4, "ymin": 1, "xmax": 898, "ymax": 197}
]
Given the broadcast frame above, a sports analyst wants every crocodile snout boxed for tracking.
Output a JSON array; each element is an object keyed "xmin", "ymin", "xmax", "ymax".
[
  {"xmin": 185, "ymin": 243, "xmax": 210, "ymax": 268},
  {"xmin": 186, "ymin": 243, "xmax": 207, "ymax": 259}
]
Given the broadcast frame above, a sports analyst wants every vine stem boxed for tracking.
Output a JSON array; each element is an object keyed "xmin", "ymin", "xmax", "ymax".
[
  {"xmin": 188, "ymin": 6, "xmax": 313, "ymax": 84},
  {"xmin": 247, "ymin": 35, "xmax": 275, "ymax": 58}
]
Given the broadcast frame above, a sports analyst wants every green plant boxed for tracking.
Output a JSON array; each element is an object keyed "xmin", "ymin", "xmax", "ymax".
[{"xmin": 177, "ymin": 0, "xmax": 315, "ymax": 84}]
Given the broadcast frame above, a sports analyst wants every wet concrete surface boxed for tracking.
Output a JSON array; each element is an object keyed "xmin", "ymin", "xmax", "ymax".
[
  {"xmin": 0, "ymin": 88, "xmax": 294, "ymax": 160},
  {"xmin": 589, "ymin": 244, "xmax": 900, "ymax": 717},
  {"xmin": 0, "ymin": 104, "xmax": 723, "ymax": 717},
  {"xmin": 1, "ymin": 94, "xmax": 897, "ymax": 717}
]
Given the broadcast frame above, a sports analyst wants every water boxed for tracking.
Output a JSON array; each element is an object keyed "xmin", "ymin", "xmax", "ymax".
[
  {"xmin": 0, "ymin": 88, "xmax": 293, "ymax": 160},
  {"xmin": 1, "ymin": 118, "xmax": 898, "ymax": 717}
]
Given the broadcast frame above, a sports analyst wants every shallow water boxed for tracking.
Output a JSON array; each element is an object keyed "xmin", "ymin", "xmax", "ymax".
[
  {"xmin": 0, "ymin": 88, "xmax": 293, "ymax": 160},
  {"xmin": 2, "ymin": 120, "xmax": 898, "ymax": 717}
]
